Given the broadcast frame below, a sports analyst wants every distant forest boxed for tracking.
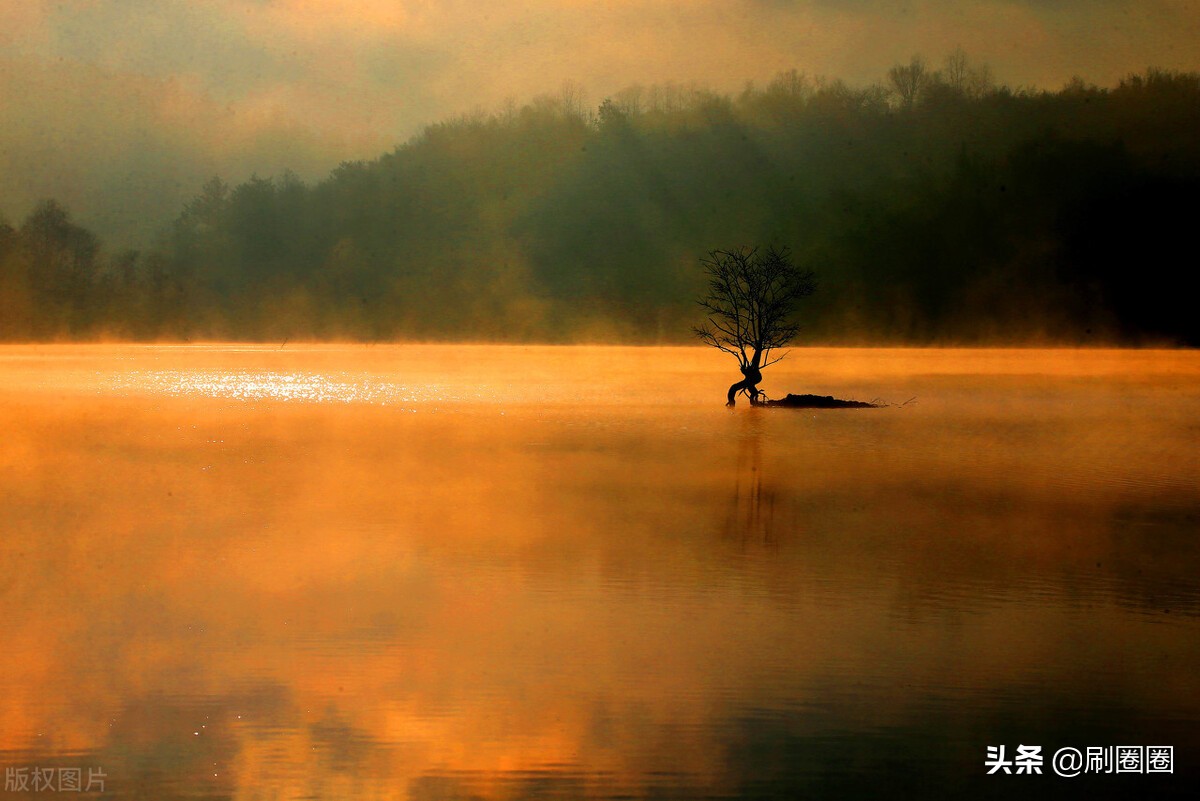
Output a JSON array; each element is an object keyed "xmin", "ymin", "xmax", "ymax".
[{"xmin": 3, "ymin": 55, "xmax": 1198, "ymax": 344}]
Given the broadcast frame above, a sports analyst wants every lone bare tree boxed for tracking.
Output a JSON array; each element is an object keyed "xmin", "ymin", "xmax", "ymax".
[{"xmin": 693, "ymin": 246, "xmax": 816, "ymax": 406}]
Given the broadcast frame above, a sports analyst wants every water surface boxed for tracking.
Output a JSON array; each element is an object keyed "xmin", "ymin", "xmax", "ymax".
[{"xmin": 2, "ymin": 345, "xmax": 1198, "ymax": 799}]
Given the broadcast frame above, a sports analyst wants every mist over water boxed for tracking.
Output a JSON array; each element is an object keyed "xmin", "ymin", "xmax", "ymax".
[{"xmin": 2, "ymin": 345, "xmax": 1198, "ymax": 799}]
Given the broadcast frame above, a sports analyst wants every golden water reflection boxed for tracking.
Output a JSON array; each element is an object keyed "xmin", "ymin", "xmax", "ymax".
[{"xmin": 1, "ymin": 345, "xmax": 1198, "ymax": 799}]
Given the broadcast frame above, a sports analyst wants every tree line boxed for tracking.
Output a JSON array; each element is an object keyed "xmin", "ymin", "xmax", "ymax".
[{"xmin": 3, "ymin": 55, "xmax": 1198, "ymax": 344}]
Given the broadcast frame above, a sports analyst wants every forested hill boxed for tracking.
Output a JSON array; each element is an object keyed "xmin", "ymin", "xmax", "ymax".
[{"xmin": 3, "ymin": 65, "xmax": 1198, "ymax": 344}]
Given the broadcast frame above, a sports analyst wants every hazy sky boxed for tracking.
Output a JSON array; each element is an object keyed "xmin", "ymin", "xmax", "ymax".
[{"xmin": 3, "ymin": 0, "xmax": 1197, "ymax": 244}]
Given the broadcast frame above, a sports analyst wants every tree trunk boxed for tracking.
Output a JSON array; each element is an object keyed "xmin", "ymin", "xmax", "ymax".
[{"xmin": 726, "ymin": 350, "xmax": 764, "ymax": 406}]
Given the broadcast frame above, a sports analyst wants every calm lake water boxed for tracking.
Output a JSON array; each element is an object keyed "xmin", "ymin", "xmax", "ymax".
[{"xmin": 2, "ymin": 345, "xmax": 1198, "ymax": 800}]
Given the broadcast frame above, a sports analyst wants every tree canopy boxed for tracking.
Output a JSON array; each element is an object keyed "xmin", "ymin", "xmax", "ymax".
[{"xmin": 694, "ymin": 247, "xmax": 815, "ymax": 370}]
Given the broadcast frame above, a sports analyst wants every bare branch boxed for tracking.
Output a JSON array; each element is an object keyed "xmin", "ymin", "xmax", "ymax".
[{"xmin": 693, "ymin": 244, "xmax": 816, "ymax": 379}]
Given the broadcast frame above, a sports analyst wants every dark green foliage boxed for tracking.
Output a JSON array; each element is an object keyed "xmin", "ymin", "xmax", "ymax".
[{"xmin": 2, "ymin": 63, "xmax": 1198, "ymax": 343}]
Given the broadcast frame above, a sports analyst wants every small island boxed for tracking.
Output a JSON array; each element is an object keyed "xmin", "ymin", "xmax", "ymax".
[{"xmin": 759, "ymin": 393, "xmax": 881, "ymax": 409}]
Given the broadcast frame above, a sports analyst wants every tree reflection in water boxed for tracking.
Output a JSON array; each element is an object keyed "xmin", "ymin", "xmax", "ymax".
[{"xmin": 725, "ymin": 413, "xmax": 779, "ymax": 545}]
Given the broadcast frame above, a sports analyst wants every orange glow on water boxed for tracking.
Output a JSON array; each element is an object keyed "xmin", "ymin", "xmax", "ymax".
[{"xmin": 1, "ymin": 344, "xmax": 1198, "ymax": 797}]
